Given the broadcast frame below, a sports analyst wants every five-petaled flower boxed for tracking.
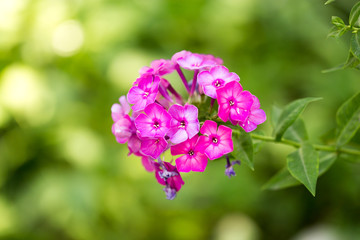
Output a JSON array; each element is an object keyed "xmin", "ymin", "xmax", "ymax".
[
  {"xmin": 198, "ymin": 120, "xmax": 234, "ymax": 160},
  {"xmin": 135, "ymin": 103, "xmax": 172, "ymax": 138},
  {"xmin": 197, "ymin": 66, "xmax": 240, "ymax": 99},
  {"xmin": 239, "ymin": 95, "xmax": 267, "ymax": 132},
  {"xmin": 167, "ymin": 104, "xmax": 200, "ymax": 144},
  {"xmin": 171, "ymin": 135, "xmax": 208, "ymax": 172},
  {"xmin": 216, "ymin": 81, "xmax": 254, "ymax": 124},
  {"xmin": 127, "ymin": 75, "xmax": 161, "ymax": 112}
]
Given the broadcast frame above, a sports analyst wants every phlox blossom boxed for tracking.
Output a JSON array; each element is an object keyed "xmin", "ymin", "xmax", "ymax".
[
  {"xmin": 197, "ymin": 66, "xmax": 239, "ymax": 99},
  {"xmin": 171, "ymin": 135, "xmax": 208, "ymax": 172},
  {"xmin": 239, "ymin": 95, "xmax": 267, "ymax": 132},
  {"xmin": 127, "ymin": 75, "xmax": 160, "ymax": 112},
  {"xmin": 167, "ymin": 104, "xmax": 200, "ymax": 144},
  {"xmin": 139, "ymin": 59, "xmax": 175, "ymax": 76},
  {"xmin": 176, "ymin": 53, "xmax": 217, "ymax": 70},
  {"xmin": 111, "ymin": 96, "xmax": 131, "ymax": 121},
  {"xmin": 111, "ymin": 115, "xmax": 134, "ymax": 144},
  {"xmin": 216, "ymin": 81, "xmax": 253, "ymax": 123},
  {"xmin": 140, "ymin": 136, "xmax": 168, "ymax": 159},
  {"xmin": 154, "ymin": 161, "xmax": 185, "ymax": 200},
  {"xmin": 135, "ymin": 103, "xmax": 172, "ymax": 138},
  {"xmin": 198, "ymin": 120, "xmax": 233, "ymax": 160}
]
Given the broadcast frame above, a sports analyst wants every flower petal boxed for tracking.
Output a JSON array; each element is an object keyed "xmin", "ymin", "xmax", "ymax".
[
  {"xmin": 170, "ymin": 128, "xmax": 188, "ymax": 144},
  {"xmin": 200, "ymin": 120, "xmax": 218, "ymax": 135},
  {"xmin": 190, "ymin": 152, "xmax": 208, "ymax": 172},
  {"xmin": 175, "ymin": 155, "xmax": 192, "ymax": 172}
]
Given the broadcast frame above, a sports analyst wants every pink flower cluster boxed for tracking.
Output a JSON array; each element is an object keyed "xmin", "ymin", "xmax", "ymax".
[{"xmin": 111, "ymin": 50, "xmax": 266, "ymax": 200}]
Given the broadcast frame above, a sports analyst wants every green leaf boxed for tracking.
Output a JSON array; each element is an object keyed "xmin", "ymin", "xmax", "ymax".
[
  {"xmin": 262, "ymin": 167, "xmax": 300, "ymax": 190},
  {"xmin": 283, "ymin": 118, "xmax": 309, "ymax": 143},
  {"xmin": 271, "ymin": 105, "xmax": 282, "ymax": 128},
  {"xmin": 336, "ymin": 92, "xmax": 360, "ymax": 146},
  {"xmin": 325, "ymin": 0, "xmax": 335, "ymax": 5},
  {"xmin": 287, "ymin": 142, "xmax": 319, "ymax": 196},
  {"xmin": 253, "ymin": 131, "xmax": 265, "ymax": 154},
  {"xmin": 232, "ymin": 130, "xmax": 254, "ymax": 170},
  {"xmin": 332, "ymin": 16, "xmax": 345, "ymax": 28},
  {"xmin": 271, "ymin": 105, "xmax": 309, "ymax": 143},
  {"xmin": 327, "ymin": 26, "xmax": 348, "ymax": 38},
  {"xmin": 263, "ymin": 151, "xmax": 337, "ymax": 190},
  {"xmin": 318, "ymin": 151, "xmax": 338, "ymax": 175},
  {"xmin": 349, "ymin": 1, "xmax": 360, "ymax": 27},
  {"xmin": 351, "ymin": 31, "xmax": 360, "ymax": 60},
  {"xmin": 273, "ymin": 98, "xmax": 321, "ymax": 141},
  {"xmin": 322, "ymin": 51, "xmax": 360, "ymax": 73}
]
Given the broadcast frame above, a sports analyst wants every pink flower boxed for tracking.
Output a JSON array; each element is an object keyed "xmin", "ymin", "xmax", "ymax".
[
  {"xmin": 141, "ymin": 156, "xmax": 155, "ymax": 172},
  {"xmin": 111, "ymin": 115, "xmax": 134, "ymax": 144},
  {"xmin": 127, "ymin": 75, "xmax": 161, "ymax": 112},
  {"xmin": 171, "ymin": 50, "xmax": 192, "ymax": 63},
  {"xmin": 200, "ymin": 54, "xmax": 223, "ymax": 66},
  {"xmin": 135, "ymin": 103, "xmax": 172, "ymax": 138},
  {"xmin": 111, "ymin": 96, "xmax": 131, "ymax": 122},
  {"xmin": 171, "ymin": 135, "xmax": 208, "ymax": 172},
  {"xmin": 239, "ymin": 95, "xmax": 266, "ymax": 132},
  {"xmin": 140, "ymin": 137, "xmax": 168, "ymax": 159},
  {"xmin": 198, "ymin": 120, "xmax": 233, "ymax": 160},
  {"xmin": 167, "ymin": 104, "xmax": 200, "ymax": 144},
  {"xmin": 176, "ymin": 53, "xmax": 217, "ymax": 70},
  {"xmin": 127, "ymin": 133, "xmax": 142, "ymax": 156},
  {"xmin": 139, "ymin": 59, "xmax": 175, "ymax": 76},
  {"xmin": 154, "ymin": 161, "xmax": 185, "ymax": 200},
  {"xmin": 216, "ymin": 81, "xmax": 253, "ymax": 123},
  {"xmin": 197, "ymin": 66, "xmax": 240, "ymax": 99}
]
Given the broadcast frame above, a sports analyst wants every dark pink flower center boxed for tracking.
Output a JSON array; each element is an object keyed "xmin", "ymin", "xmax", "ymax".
[
  {"xmin": 212, "ymin": 137, "xmax": 218, "ymax": 144},
  {"xmin": 213, "ymin": 79, "xmax": 224, "ymax": 88},
  {"xmin": 179, "ymin": 120, "xmax": 186, "ymax": 128},
  {"xmin": 188, "ymin": 149, "xmax": 194, "ymax": 156},
  {"xmin": 229, "ymin": 99, "xmax": 235, "ymax": 106},
  {"xmin": 143, "ymin": 91, "xmax": 150, "ymax": 98},
  {"xmin": 153, "ymin": 121, "xmax": 160, "ymax": 128}
]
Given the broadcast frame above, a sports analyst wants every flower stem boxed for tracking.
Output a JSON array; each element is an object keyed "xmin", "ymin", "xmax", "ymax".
[
  {"xmin": 190, "ymin": 70, "xmax": 199, "ymax": 96},
  {"xmin": 209, "ymin": 98, "xmax": 216, "ymax": 114},
  {"xmin": 175, "ymin": 64, "xmax": 190, "ymax": 93},
  {"xmin": 168, "ymin": 84, "xmax": 184, "ymax": 104},
  {"xmin": 250, "ymin": 133, "xmax": 360, "ymax": 156}
]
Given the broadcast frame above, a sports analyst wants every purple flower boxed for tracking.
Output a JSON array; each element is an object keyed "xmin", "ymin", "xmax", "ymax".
[
  {"xmin": 139, "ymin": 59, "xmax": 175, "ymax": 76},
  {"xmin": 167, "ymin": 104, "xmax": 200, "ymax": 144},
  {"xmin": 239, "ymin": 95, "xmax": 266, "ymax": 132},
  {"xmin": 135, "ymin": 103, "xmax": 172, "ymax": 138},
  {"xmin": 171, "ymin": 135, "xmax": 208, "ymax": 172},
  {"xmin": 197, "ymin": 66, "xmax": 240, "ymax": 99},
  {"xmin": 140, "ymin": 136, "xmax": 168, "ymax": 159},
  {"xmin": 111, "ymin": 96, "xmax": 131, "ymax": 122},
  {"xmin": 216, "ymin": 81, "xmax": 253, "ymax": 124},
  {"xmin": 127, "ymin": 75, "xmax": 161, "ymax": 112},
  {"xmin": 198, "ymin": 120, "xmax": 233, "ymax": 160},
  {"xmin": 225, "ymin": 160, "xmax": 241, "ymax": 178},
  {"xmin": 154, "ymin": 161, "xmax": 185, "ymax": 200},
  {"xmin": 176, "ymin": 53, "xmax": 217, "ymax": 70}
]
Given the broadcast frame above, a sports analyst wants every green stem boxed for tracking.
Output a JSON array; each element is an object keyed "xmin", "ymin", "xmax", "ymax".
[{"xmin": 250, "ymin": 133, "xmax": 360, "ymax": 156}]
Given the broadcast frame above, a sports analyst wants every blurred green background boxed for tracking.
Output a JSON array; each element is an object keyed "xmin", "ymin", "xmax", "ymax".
[{"xmin": 0, "ymin": 0, "xmax": 360, "ymax": 239}]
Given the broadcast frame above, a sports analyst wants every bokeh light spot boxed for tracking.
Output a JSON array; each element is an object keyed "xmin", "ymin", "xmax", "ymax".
[{"xmin": 52, "ymin": 20, "xmax": 84, "ymax": 57}]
